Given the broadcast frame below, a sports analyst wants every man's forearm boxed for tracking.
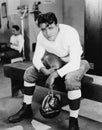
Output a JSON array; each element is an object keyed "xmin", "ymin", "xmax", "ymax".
[{"xmin": 40, "ymin": 67, "xmax": 56, "ymax": 76}]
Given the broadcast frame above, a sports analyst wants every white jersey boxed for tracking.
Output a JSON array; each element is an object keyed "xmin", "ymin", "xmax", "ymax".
[
  {"xmin": 33, "ymin": 24, "xmax": 83, "ymax": 77},
  {"xmin": 10, "ymin": 34, "xmax": 24, "ymax": 53}
]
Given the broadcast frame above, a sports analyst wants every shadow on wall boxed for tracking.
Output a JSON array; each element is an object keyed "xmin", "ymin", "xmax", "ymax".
[
  {"xmin": 0, "ymin": 29, "xmax": 12, "ymax": 44},
  {"xmin": 24, "ymin": 30, "xmax": 30, "ymax": 61}
]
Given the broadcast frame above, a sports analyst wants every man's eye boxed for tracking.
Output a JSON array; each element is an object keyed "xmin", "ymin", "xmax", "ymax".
[
  {"xmin": 48, "ymin": 27, "xmax": 53, "ymax": 30},
  {"xmin": 41, "ymin": 29, "xmax": 46, "ymax": 31}
]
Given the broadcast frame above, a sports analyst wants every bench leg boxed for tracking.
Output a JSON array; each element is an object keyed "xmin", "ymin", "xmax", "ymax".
[{"xmin": 11, "ymin": 79, "xmax": 23, "ymax": 97}]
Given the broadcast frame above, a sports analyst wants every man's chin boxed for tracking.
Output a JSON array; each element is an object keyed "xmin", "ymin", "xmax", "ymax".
[{"xmin": 47, "ymin": 37, "xmax": 55, "ymax": 41}]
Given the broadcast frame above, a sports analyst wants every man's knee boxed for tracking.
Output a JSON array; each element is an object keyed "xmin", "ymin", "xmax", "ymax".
[
  {"xmin": 64, "ymin": 79, "xmax": 81, "ymax": 91},
  {"xmin": 23, "ymin": 66, "xmax": 37, "ymax": 83},
  {"xmin": 64, "ymin": 60, "xmax": 90, "ymax": 91}
]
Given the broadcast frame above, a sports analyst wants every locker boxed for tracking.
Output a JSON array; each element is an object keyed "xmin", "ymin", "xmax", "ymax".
[{"xmin": 85, "ymin": 0, "xmax": 102, "ymax": 75}]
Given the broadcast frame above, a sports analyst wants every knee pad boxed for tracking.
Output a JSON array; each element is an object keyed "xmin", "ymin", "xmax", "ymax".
[
  {"xmin": 65, "ymin": 79, "xmax": 81, "ymax": 91},
  {"xmin": 23, "ymin": 66, "xmax": 36, "ymax": 83}
]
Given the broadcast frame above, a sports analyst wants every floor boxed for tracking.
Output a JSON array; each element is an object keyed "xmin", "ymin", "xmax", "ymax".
[{"xmin": 0, "ymin": 63, "xmax": 102, "ymax": 130}]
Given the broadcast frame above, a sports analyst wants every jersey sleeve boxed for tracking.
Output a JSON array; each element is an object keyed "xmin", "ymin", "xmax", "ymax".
[
  {"xmin": 32, "ymin": 34, "xmax": 45, "ymax": 71},
  {"xmin": 57, "ymin": 29, "xmax": 83, "ymax": 77}
]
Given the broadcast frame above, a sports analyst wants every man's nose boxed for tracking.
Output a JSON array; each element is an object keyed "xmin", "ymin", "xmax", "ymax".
[{"xmin": 46, "ymin": 29, "xmax": 50, "ymax": 35}]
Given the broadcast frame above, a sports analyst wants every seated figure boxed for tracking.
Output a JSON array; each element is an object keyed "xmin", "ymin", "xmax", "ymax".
[
  {"xmin": 0, "ymin": 25, "xmax": 24, "ymax": 63},
  {"xmin": 8, "ymin": 12, "xmax": 90, "ymax": 130}
]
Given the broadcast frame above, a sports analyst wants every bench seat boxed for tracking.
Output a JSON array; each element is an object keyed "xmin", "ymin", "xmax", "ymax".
[{"xmin": 3, "ymin": 61, "xmax": 102, "ymax": 103}]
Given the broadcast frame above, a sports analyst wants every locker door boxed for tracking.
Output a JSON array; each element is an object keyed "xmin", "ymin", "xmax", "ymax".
[{"xmin": 85, "ymin": 0, "xmax": 102, "ymax": 75}]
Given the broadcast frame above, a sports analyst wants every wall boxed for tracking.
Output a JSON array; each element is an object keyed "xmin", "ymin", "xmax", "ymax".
[
  {"xmin": 0, "ymin": 0, "xmax": 11, "ymax": 44},
  {"xmin": 28, "ymin": 0, "xmax": 84, "ymax": 59},
  {"xmin": 63, "ymin": 0, "xmax": 85, "ymax": 47},
  {"xmin": 0, "ymin": 0, "xmax": 84, "ymax": 60},
  {"xmin": 0, "ymin": 0, "xmax": 63, "ymax": 59},
  {"xmin": 0, "ymin": 0, "xmax": 30, "ymax": 60},
  {"xmin": 7, "ymin": 0, "xmax": 21, "ymax": 29},
  {"xmin": 0, "ymin": 0, "xmax": 22, "ymax": 43},
  {"xmin": 28, "ymin": 0, "xmax": 63, "ymax": 59}
]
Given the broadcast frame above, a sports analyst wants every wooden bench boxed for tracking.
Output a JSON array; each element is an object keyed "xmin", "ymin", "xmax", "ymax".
[{"xmin": 3, "ymin": 61, "xmax": 102, "ymax": 103}]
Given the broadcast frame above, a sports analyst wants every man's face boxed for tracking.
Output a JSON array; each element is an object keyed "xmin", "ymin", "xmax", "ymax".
[
  {"xmin": 40, "ymin": 23, "xmax": 59, "ymax": 41},
  {"xmin": 12, "ymin": 28, "xmax": 20, "ymax": 36}
]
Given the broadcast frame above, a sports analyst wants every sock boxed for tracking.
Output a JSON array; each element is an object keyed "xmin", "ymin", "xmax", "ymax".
[
  {"xmin": 24, "ymin": 95, "xmax": 33, "ymax": 105},
  {"xmin": 23, "ymin": 81, "xmax": 35, "ymax": 105},
  {"xmin": 68, "ymin": 89, "xmax": 81, "ymax": 118}
]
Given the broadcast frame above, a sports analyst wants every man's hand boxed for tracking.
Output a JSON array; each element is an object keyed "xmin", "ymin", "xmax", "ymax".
[
  {"xmin": 40, "ymin": 67, "xmax": 57, "ymax": 76},
  {"xmin": 45, "ymin": 71, "xmax": 59, "ymax": 87},
  {"xmin": 7, "ymin": 42, "xmax": 12, "ymax": 47}
]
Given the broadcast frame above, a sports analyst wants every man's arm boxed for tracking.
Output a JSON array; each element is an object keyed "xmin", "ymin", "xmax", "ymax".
[
  {"xmin": 32, "ymin": 43, "xmax": 45, "ymax": 70},
  {"xmin": 10, "ymin": 35, "xmax": 24, "ymax": 53},
  {"xmin": 40, "ymin": 67, "xmax": 57, "ymax": 76},
  {"xmin": 57, "ymin": 30, "xmax": 83, "ymax": 77},
  {"xmin": 33, "ymin": 44, "xmax": 56, "ymax": 76}
]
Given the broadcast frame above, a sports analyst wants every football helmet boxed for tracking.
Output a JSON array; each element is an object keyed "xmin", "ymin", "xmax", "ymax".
[
  {"xmin": 42, "ymin": 52, "xmax": 64, "ymax": 69},
  {"xmin": 40, "ymin": 86, "xmax": 62, "ymax": 118}
]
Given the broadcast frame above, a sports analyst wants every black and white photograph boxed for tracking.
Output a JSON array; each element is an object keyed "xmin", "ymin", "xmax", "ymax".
[{"xmin": 0, "ymin": 0, "xmax": 102, "ymax": 130}]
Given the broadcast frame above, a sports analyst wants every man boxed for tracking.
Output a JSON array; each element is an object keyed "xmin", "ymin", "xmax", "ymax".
[
  {"xmin": 8, "ymin": 12, "xmax": 90, "ymax": 130},
  {"xmin": 0, "ymin": 25, "xmax": 24, "ymax": 63}
]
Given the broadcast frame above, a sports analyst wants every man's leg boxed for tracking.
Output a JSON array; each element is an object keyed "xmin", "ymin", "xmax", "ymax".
[
  {"xmin": 67, "ymin": 89, "xmax": 81, "ymax": 130},
  {"xmin": 65, "ymin": 76, "xmax": 81, "ymax": 130},
  {"xmin": 8, "ymin": 66, "xmax": 41, "ymax": 123},
  {"xmin": 0, "ymin": 49, "xmax": 22, "ymax": 63},
  {"xmin": 64, "ymin": 60, "xmax": 90, "ymax": 130}
]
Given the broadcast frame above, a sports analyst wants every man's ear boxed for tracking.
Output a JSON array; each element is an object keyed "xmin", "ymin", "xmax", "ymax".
[{"xmin": 57, "ymin": 23, "xmax": 59, "ymax": 27}]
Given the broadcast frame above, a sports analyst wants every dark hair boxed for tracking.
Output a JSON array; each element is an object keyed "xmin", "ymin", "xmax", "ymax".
[
  {"xmin": 37, "ymin": 12, "xmax": 58, "ymax": 27},
  {"xmin": 12, "ymin": 25, "xmax": 20, "ymax": 31}
]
